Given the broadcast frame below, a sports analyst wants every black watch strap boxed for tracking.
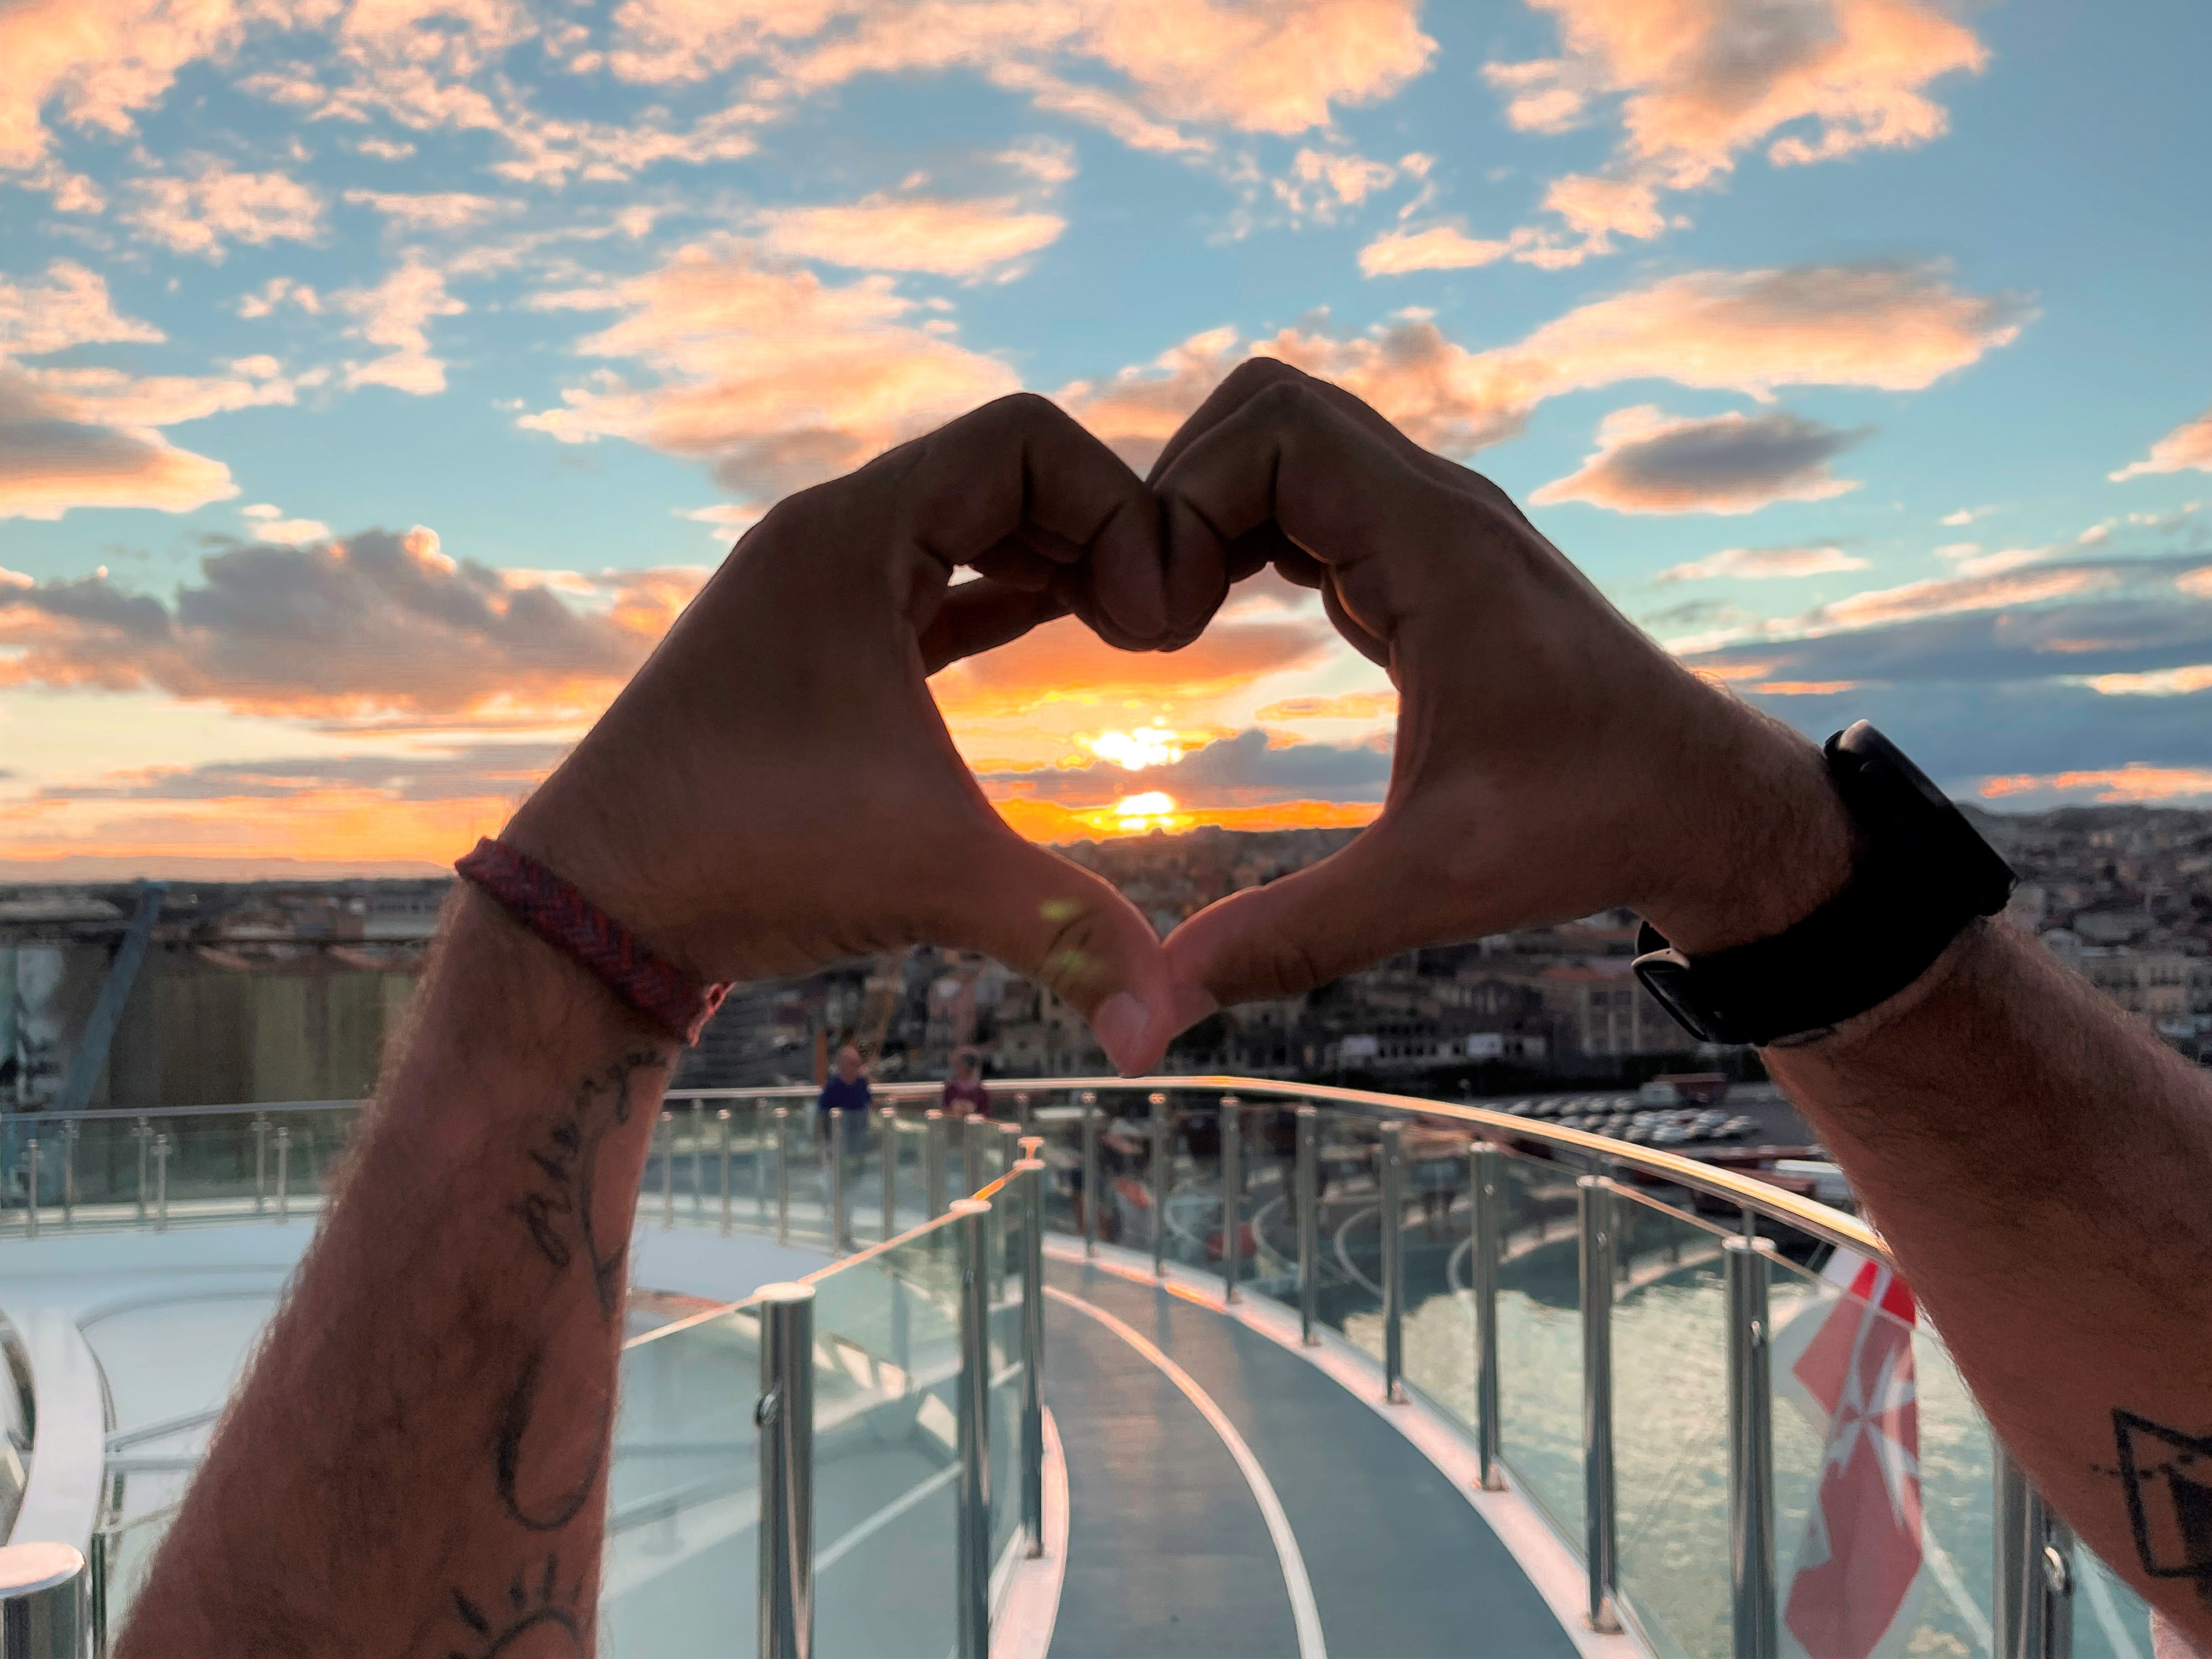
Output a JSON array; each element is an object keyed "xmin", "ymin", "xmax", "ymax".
[{"xmin": 1633, "ymin": 724, "xmax": 2016, "ymax": 1047}]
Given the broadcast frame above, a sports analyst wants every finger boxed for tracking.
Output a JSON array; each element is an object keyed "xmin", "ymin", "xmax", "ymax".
[
  {"xmin": 1161, "ymin": 820, "xmax": 1433, "ymax": 1013},
  {"xmin": 1146, "ymin": 357, "xmax": 1303, "ymax": 487},
  {"xmin": 919, "ymin": 579, "xmax": 1070, "ymax": 674},
  {"xmin": 905, "ymin": 392, "xmax": 1169, "ymax": 646},
  {"xmin": 950, "ymin": 833, "xmax": 1180, "ymax": 1075}
]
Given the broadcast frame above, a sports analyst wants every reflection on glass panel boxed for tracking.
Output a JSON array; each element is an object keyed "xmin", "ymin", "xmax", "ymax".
[
  {"xmin": 808, "ymin": 1222, "xmax": 965, "ymax": 1659},
  {"xmin": 1765, "ymin": 1244, "xmax": 1994, "ymax": 1659},
  {"xmin": 1393, "ymin": 1123, "xmax": 1477, "ymax": 1425},
  {"xmin": 2074, "ymin": 1545, "xmax": 2156, "ymax": 1659},
  {"xmin": 1310, "ymin": 1108, "xmax": 1386, "ymax": 1363},
  {"xmin": 602, "ymin": 1306, "xmax": 761, "ymax": 1659},
  {"xmin": 1607, "ymin": 1197, "xmax": 1732, "ymax": 1659},
  {"xmin": 988, "ymin": 1201, "xmax": 1029, "ymax": 1598},
  {"xmin": 1496, "ymin": 1150, "xmax": 1585, "ymax": 1545}
]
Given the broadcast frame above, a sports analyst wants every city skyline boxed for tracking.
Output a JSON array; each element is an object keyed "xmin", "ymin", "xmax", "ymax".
[{"xmin": 2, "ymin": 0, "xmax": 2209, "ymax": 876}]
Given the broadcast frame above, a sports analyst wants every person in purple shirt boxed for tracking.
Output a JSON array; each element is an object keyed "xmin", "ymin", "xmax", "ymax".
[
  {"xmin": 940, "ymin": 1047, "xmax": 991, "ymax": 1118},
  {"xmin": 817, "ymin": 1044, "xmax": 872, "ymax": 1145}
]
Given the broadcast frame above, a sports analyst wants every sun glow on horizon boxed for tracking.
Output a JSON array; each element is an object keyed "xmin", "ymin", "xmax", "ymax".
[{"xmin": 1080, "ymin": 721, "xmax": 1184, "ymax": 770}]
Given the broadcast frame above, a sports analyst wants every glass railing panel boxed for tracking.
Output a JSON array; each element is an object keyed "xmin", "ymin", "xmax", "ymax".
[
  {"xmin": 2074, "ymin": 1546, "xmax": 2157, "ymax": 1659},
  {"xmin": 1307, "ymin": 1107, "xmax": 1386, "ymax": 1362},
  {"xmin": 1496, "ymin": 1148, "xmax": 1585, "ymax": 1545},
  {"xmin": 1766, "ymin": 1246, "xmax": 1996, "ymax": 1659},
  {"xmin": 808, "ymin": 1220, "xmax": 965, "ymax": 1659},
  {"xmin": 1607, "ymin": 1194, "xmax": 1734, "ymax": 1659},
  {"xmin": 603, "ymin": 1303, "xmax": 762, "ymax": 1658},
  {"xmin": 988, "ymin": 1199, "xmax": 1029, "ymax": 1599},
  {"xmin": 1024, "ymin": 1093, "xmax": 1086, "ymax": 1242}
]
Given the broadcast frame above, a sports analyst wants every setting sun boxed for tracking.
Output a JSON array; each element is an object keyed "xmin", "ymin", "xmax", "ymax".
[{"xmin": 1081, "ymin": 724, "xmax": 1184, "ymax": 770}]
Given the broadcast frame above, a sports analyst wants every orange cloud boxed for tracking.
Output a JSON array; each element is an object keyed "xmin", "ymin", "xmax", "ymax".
[
  {"xmin": 124, "ymin": 161, "xmax": 324, "ymax": 259},
  {"xmin": 1753, "ymin": 680, "xmax": 1861, "ymax": 696},
  {"xmin": 757, "ymin": 194, "xmax": 1066, "ymax": 276},
  {"xmin": 342, "ymin": 187, "xmax": 512, "ymax": 231},
  {"xmin": 0, "ymin": 261, "xmax": 165, "ymax": 355},
  {"xmin": 339, "ymin": 258, "xmax": 466, "ymax": 395},
  {"xmin": 1253, "ymin": 690, "xmax": 1399, "ymax": 720},
  {"xmin": 1357, "ymin": 226, "xmax": 1516, "ymax": 276},
  {"xmin": 1801, "ymin": 568, "xmax": 2115, "ymax": 632},
  {"xmin": 0, "ymin": 0, "xmax": 240, "ymax": 170},
  {"xmin": 1657, "ymin": 545, "xmax": 1868, "ymax": 582},
  {"xmin": 931, "ymin": 613, "xmax": 1338, "ymax": 720},
  {"xmin": 993, "ymin": 795, "xmax": 1378, "ymax": 842},
  {"xmin": 0, "ymin": 370, "xmax": 237, "ymax": 520},
  {"xmin": 2111, "ymin": 406, "xmax": 2212, "ymax": 482},
  {"xmin": 520, "ymin": 239, "xmax": 1019, "ymax": 496},
  {"xmin": 1980, "ymin": 766, "xmax": 2212, "ymax": 804}
]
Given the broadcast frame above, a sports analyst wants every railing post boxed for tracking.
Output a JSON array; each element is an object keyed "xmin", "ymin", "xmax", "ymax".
[
  {"xmin": 925, "ymin": 1110, "xmax": 948, "ymax": 1218},
  {"xmin": 1296, "ymin": 1106, "xmax": 1319, "ymax": 1346},
  {"xmin": 153, "ymin": 1133, "xmax": 170, "ymax": 1232},
  {"xmin": 774, "ymin": 1107, "xmax": 792, "ymax": 1247},
  {"xmin": 1016, "ymin": 1090, "xmax": 1032, "ymax": 1138},
  {"xmin": 1016, "ymin": 1157, "xmax": 1047, "ymax": 1559},
  {"xmin": 659, "ymin": 1110, "xmax": 675, "ymax": 1230},
  {"xmin": 60, "ymin": 1120, "xmax": 75, "ymax": 1229},
  {"xmin": 756, "ymin": 1282, "xmax": 816, "ymax": 1659},
  {"xmin": 1079, "ymin": 1092, "xmax": 1100, "ymax": 1259},
  {"xmin": 952, "ymin": 1197, "xmax": 994, "ymax": 1659},
  {"xmin": 1471, "ymin": 1143, "xmax": 1505, "ymax": 1489},
  {"xmin": 275, "ymin": 1127, "xmax": 291, "ymax": 1224},
  {"xmin": 691, "ymin": 1101, "xmax": 706, "ymax": 1218},
  {"xmin": 22, "ymin": 1140, "xmax": 38, "ymax": 1241},
  {"xmin": 1149, "ymin": 1091, "xmax": 1170, "ymax": 1279},
  {"xmin": 134, "ymin": 1118, "xmax": 149, "ymax": 1223},
  {"xmin": 1726, "ymin": 1235, "xmax": 1778, "ymax": 1659},
  {"xmin": 963, "ymin": 1116, "xmax": 989, "ymax": 1198},
  {"xmin": 1220, "ymin": 1094, "xmax": 1243, "ymax": 1302},
  {"xmin": 719, "ymin": 1108, "xmax": 733, "ymax": 1236},
  {"xmin": 0, "ymin": 1541, "xmax": 94, "ymax": 1659},
  {"xmin": 253, "ymin": 1114, "xmax": 269, "ymax": 1214},
  {"xmin": 879, "ymin": 1107, "xmax": 898, "ymax": 1239},
  {"xmin": 829, "ymin": 1109, "xmax": 848, "ymax": 1253},
  {"xmin": 997, "ymin": 1121, "xmax": 1021, "ymax": 1184},
  {"xmin": 1380, "ymin": 1121, "xmax": 1404, "ymax": 1401},
  {"xmin": 1578, "ymin": 1174, "xmax": 1620, "ymax": 1632},
  {"xmin": 756, "ymin": 1101, "xmax": 772, "ymax": 1224},
  {"xmin": 1995, "ymin": 1445, "xmax": 2074, "ymax": 1659}
]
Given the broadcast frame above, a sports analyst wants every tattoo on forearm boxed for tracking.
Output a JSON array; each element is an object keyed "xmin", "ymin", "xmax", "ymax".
[
  {"xmin": 511, "ymin": 1049, "xmax": 667, "ymax": 1317},
  {"xmin": 494, "ymin": 1348, "xmax": 612, "ymax": 1532},
  {"xmin": 449, "ymin": 1551, "xmax": 585, "ymax": 1657},
  {"xmin": 2099, "ymin": 1409, "xmax": 2212, "ymax": 1594}
]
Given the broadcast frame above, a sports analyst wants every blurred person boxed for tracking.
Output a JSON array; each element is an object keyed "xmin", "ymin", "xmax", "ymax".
[
  {"xmin": 118, "ymin": 376, "xmax": 2212, "ymax": 1658},
  {"xmin": 817, "ymin": 1043, "xmax": 872, "ymax": 1155},
  {"xmin": 941, "ymin": 1047, "xmax": 990, "ymax": 1118}
]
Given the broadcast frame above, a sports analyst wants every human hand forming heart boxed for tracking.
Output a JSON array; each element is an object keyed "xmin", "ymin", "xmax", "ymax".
[{"xmin": 507, "ymin": 369, "xmax": 1854, "ymax": 1076}]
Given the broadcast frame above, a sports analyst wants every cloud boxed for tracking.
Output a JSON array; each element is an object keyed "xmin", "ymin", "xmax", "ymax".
[
  {"xmin": 1254, "ymin": 689, "xmax": 1400, "ymax": 720},
  {"xmin": 0, "ymin": 527, "xmax": 704, "ymax": 720},
  {"xmin": 931, "ymin": 612, "xmax": 1337, "ymax": 720},
  {"xmin": 658, "ymin": 0, "xmax": 1439, "ymax": 138},
  {"xmin": 2111, "ymin": 406, "xmax": 2212, "ymax": 482},
  {"xmin": 240, "ymin": 503, "xmax": 332, "ymax": 545},
  {"xmin": 0, "ymin": 369, "xmax": 237, "ymax": 520},
  {"xmin": 1066, "ymin": 261, "xmax": 2019, "ymax": 469},
  {"xmin": 1486, "ymin": 0, "xmax": 1988, "ymax": 258},
  {"xmin": 1657, "ymin": 544, "xmax": 1870, "ymax": 582},
  {"xmin": 0, "ymin": 261, "xmax": 165, "ymax": 356},
  {"xmin": 1273, "ymin": 148, "xmax": 1401, "ymax": 222},
  {"xmin": 519, "ymin": 239, "xmax": 1019, "ymax": 499},
  {"xmin": 125, "ymin": 161, "xmax": 325, "ymax": 259},
  {"xmin": 38, "ymin": 741, "xmax": 570, "ymax": 804},
  {"xmin": 1357, "ymin": 224, "xmax": 1515, "ymax": 275},
  {"xmin": 0, "ymin": 0, "xmax": 242, "ymax": 170},
  {"xmin": 757, "ymin": 194, "xmax": 1067, "ymax": 276},
  {"xmin": 339, "ymin": 259, "xmax": 466, "ymax": 395},
  {"xmin": 237, "ymin": 276, "xmax": 323, "ymax": 318},
  {"xmin": 979, "ymin": 728, "xmax": 1390, "ymax": 807},
  {"xmin": 1532, "ymin": 405, "xmax": 1868, "ymax": 515},
  {"xmin": 342, "ymin": 188, "xmax": 511, "ymax": 231},
  {"xmin": 1979, "ymin": 765, "xmax": 2212, "ymax": 806}
]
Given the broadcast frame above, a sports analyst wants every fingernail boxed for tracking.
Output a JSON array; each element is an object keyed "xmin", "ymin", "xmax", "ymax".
[{"xmin": 1091, "ymin": 991, "xmax": 1152, "ymax": 1077}]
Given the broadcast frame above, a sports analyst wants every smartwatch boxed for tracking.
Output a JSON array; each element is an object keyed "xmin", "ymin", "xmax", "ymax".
[{"xmin": 1632, "ymin": 722, "xmax": 2016, "ymax": 1046}]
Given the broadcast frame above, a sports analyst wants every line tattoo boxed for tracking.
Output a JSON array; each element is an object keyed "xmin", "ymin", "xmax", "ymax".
[
  {"xmin": 495, "ymin": 1347, "xmax": 612, "ymax": 1533},
  {"xmin": 2098, "ymin": 1408, "xmax": 2212, "ymax": 1595},
  {"xmin": 511, "ymin": 1049, "xmax": 666, "ymax": 1318},
  {"xmin": 448, "ymin": 1551, "xmax": 585, "ymax": 1657}
]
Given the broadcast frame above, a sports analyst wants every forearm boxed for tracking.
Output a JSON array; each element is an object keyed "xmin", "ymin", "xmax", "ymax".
[
  {"xmin": 1766, "ymin": 918, "xmax": 2212, "ymax": 1635},
  {"xmin": 121, "ymin": 888, "xmax": 675, "ymax": 1657}
]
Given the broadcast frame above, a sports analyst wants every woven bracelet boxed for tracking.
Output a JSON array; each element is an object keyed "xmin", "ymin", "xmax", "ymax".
[{"xmin": 455, "ymin": 837, "xmax": 730, "ymax": 1046}]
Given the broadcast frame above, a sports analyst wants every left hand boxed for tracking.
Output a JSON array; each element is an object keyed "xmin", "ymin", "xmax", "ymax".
[{"xmin": 505, "ymin": 394, "xmax": 1204, "ymax": 1073}]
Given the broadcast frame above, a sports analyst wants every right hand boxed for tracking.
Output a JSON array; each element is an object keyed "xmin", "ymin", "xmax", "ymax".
[{"xmin": 1150, "ymin": 359, "xmax": 1857, "ymax": 1016}]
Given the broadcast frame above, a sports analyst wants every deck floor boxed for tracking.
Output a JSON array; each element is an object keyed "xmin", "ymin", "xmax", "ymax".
[{"xmin": 1042, "ymin": 1260, "xmax": 1580, "ymax": 1659}]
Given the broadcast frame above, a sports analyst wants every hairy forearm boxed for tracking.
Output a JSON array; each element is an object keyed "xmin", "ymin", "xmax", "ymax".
[
  {"xmin": 1767, "ymin": 919, "xmax": 2212, "ymax": 1635},
  {"xmin": 120, "ymin": 889, "xmax": 675, "ymax": 1657}
]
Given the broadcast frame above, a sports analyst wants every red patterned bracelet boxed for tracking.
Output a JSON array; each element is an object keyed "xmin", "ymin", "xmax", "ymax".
[{"xmin": 455, "ymin": 837, "xmax": 730, "ymax": 1046}]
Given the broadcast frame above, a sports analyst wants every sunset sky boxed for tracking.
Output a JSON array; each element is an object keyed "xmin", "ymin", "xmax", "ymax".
[{"xmin": 2, "ymin": 0, "xmax": 2208, "ymax": 876}]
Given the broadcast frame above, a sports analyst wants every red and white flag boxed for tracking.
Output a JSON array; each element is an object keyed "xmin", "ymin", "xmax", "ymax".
[{"xmin": 1773, "ymin": 1245, "xmax": 1924, "ymax": 1659}]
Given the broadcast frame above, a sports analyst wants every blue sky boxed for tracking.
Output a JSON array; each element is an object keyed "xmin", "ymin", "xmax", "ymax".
[{"xmin": 1, "ymin": 0, "xmax": 2208, "ymax": 875}]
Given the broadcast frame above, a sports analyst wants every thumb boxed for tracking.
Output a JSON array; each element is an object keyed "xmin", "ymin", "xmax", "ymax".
[
  {"xmin": 954, "ymin": 834, "xmax": 1181, "ymax": 1076},
  {"xmin": 1161, "ymin": 822, "xmax": 1429, "ymax": 1024}
]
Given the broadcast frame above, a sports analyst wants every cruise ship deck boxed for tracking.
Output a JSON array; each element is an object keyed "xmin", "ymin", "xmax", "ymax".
[{"xmin": 0, "ymin": 1077, "xmax": 2161, "ymax": 1658}]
